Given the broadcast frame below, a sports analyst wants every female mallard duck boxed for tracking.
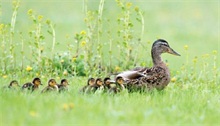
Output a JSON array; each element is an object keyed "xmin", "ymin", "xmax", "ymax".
[
  {"xmin": 21, "ymin": 78, "xmax": 42, "ymax": 92},
  {"xmin": 79, "ymin": 77, "xmax": 95, "ymax": 93},
  {"xmin": 86, "ymin": 78, "xmax": 103, "ymax": 94},
  {"xmin": 117, "ymin": 39, "xmax": 180, "ymax": 92},
  {"xmin": 108, "ymin": 76, "xmax": 125, "ymax": 94},
  {"xmin": 41, "ymin": 79, "xmax": 58, "ymax": 93},
  {"xmin": 57, "ymin": 79, "xmax": 69, "ymax": 92}
]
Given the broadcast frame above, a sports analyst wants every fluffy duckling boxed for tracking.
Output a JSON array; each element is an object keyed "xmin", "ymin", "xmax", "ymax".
[
  {"xmin": 41, "ymin": 79, "xmax": 58, "ymax": 93},
  {"xmin": 79, "ymin": 77, "xmax": 95, "ymax": 93},
  {"xmin": 103, "ymin": 77, "xmax": 115, "ymax": 92},
  {"xmin": 57, "ymin": 79, "xmax": 69, "ymax": 92},
  {"xmin": 22, "ymin": 78, "xmax": 42, "ymax": 92},
  {"xmin": 86, "ymin": 78, "xmax": 104, "ymax": 94},
  {"xmin": 108, "ymin": 76, "xmax": 125, "ymax": 94},
  {"xmin": 8, "ymin": 80, "xmax": 20, "ymax": 89}
]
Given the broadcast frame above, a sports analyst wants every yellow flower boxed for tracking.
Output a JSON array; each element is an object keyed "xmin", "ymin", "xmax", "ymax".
[
  {"xmin": 56, "ymin": 76, "xmax": 60, "ymax": 80},
  {"xmin": 72, "ymin": 57, "xmax": 77, "ymax": 62},
  {"xmin": 212, "ymin": 50, "xmax": 217, "ymax": 55},
  {"xmin": 60, "ymin": 59, "xmax": 64, "ymax": 63},
  {"xmin": 193, "ymin": 57, "xmax": 198, "ymax": 63},
  {"xmin": 27, "ymin": 9, "xmax": 33, "ymax": 15},
  {"xmin": 3, "ymin": 75, "xmax": 7, "ymax": 78},
  {"xmin": 69, "ymin": 103, "xmax": 74, "ymax": 109},
  {"xmin": 38, "ymin": 15, "xmax": 43, "ymax": 22},
  {"xmin": 184, "ymin": 45, "xmax": 188, "ymax": 50},
  {"xmin": 35, "ymin": 73, "xmax": 40, "ymax": 76},
  {"xmin": 115, "ymin": 66, "xmax": 120, "ymax": 71},
  {"xmin": 63, "ymin": 70, "xmax": 68, "ymax": 76},
  {"xmin": 62, "ymin": 103, "xmax": 69, "ymax": 111},
  {"xmin": 134, "ymin": 6, "xmax": 139, "ymax": 12},
  {"xmin": 29, "ymin": 110, "xmax": 38, "ymax": 117},
  {"xmin": 80, "ymin": 30, "xmax": 86, "ymax": 35},
  {"xmin": 171, "ymin": 77, "xmax": 177, "ymax": 82},
  {"xmin": 126, "ymin": 2, "xmax": 132, "ymax": 8},
  {"xmin": 81, "ymin": 41, "xmax": 86, "ymax": 47},
  {"xmin": 46, "ymin": 19, "xmax": 51, "ymax": 25},
  {"xmin": 26, "ymin": 66, "xmax": 33, "ymax": 72},
  {"xmin": 0, "ymin": 24, "xmax": 4, "ymax": 31}
]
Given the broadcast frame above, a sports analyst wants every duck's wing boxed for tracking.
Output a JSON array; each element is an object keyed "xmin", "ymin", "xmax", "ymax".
[
  {"xmin": 116, "ymin": 71, "xmax": 147, "ymax": 80},
  {"xmin": 22, "ymin": 83, "xmax": 34, "ymax": 90}
]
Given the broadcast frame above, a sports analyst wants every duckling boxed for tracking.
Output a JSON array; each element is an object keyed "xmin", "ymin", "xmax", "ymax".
[
  {"xmin": 79, "ymin": 77, "xmax": 95, "ymax": 93},
  {"xmin": 41, "ymin": 79, "xmax": 58, "ymax": 93},
  {"xmin": 118, "ymin": 39, "xmax": 180, "ymax": 92},
  {"xmin": 108, "ymin": 76, "xmax": 125, "ymax": 94},
  {"xmin": 8, "ymin": 80, "xmax": 20, "ymax": 89},
  {"xmin": 103, "ymin": 77, "xmax": 115, "ymax": 92},
  {"xmin": 86, "ymin": 78, "xmax": 104, "ymax": 94},
  {"xmin": 57, "ymin": 79, "xmax": 69, "ymax": 92},
  {"xmin": 21, "ymin": 78, "xmax": 42, "ymax": 92}
]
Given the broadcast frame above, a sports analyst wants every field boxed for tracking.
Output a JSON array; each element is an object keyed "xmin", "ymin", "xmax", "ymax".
[{"xmin": 0, "ymin": 0, "xmax": 220, "ymax": 126}]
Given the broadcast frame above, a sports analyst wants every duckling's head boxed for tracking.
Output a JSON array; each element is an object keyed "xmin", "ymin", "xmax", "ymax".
[
  {"xmin": 95, "ymin": 78, "xmax": 103, "ymax": 86},
  {"xmin": 87, "ymin": 78, "xmax": 95, "ymax": 86},
  {"xmin": 104, "ymin": 77, "xmax": 115, "ymax": 85},
  {"xmin": 48, "ymin": 79, "xmax": 57, "ymax": 87},
  {"xmin": 152, "ymin": 39, "xmax": 180, "ymax": 56},
  {"xmin": 8, "ymin": 80, "xmax": 19, "ymax": 88},
  {"xmin": 61, "ymin": 79, "xmax": 69, "ymax": 86},
  {"xmin": 32, "ymin": 78, "xmax": 42, "ymax": 86},
  {"xmin": 116, "ymin": 76, "xmax": 124, "ymax": 85}
]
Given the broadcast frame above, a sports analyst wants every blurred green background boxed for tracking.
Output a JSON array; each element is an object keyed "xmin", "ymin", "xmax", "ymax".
[{"xmin": 1, "ymin": 0, "xmax": 219, "ymax": 71}]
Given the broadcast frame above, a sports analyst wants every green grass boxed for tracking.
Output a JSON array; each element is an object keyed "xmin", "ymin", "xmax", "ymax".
[{"xmin": 0, "ymin": 0, "xmax": 220, "ymax": 125}]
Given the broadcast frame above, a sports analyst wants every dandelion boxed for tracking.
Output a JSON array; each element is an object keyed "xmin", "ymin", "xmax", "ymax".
[
  {"xmin": 29, "ymin": 110, "xmax": 38, "ymax": 117},
  {"xmin": 134, "ymin": 6, "xmax": 139, "ymax": 12},
  {"xmin": 3, "ymin": 75, "xmax": 7, "ymax": 78},
  {"xmin": 193, "ymin": 56, "xmax": 198, "ymax": 64},
  {"xmin": 212, "ymin": 50, "xmax": 217, "ymax": 55},
  {"xmin": 115, "ymin": 66, "xmax": 120, "ymax": 71},
  {"xmin": 72, "ymin": 57, "xmax": 77, "ymax": 62},
  {"xmin": 38, "ymin": 15, "xmax": 43, "ymax": 22},
  {"xmin": 184, "ymin": 45, "xmax": 188, "ymax": 50},
  {"xmin": 80, "ymin": 30, "xmax": 86, "ymax": 35},
  {"xmin": 126, "ymin": 2, "xmax": 132, "ymax": 8},
  {"xmin": 26, "ymin": 66, "xmax": 33, "ymax": 72},
  {"xmin": 60, "ymin": 59, "xmax": 64, "ymax": 63},
  {"xmin": 27, "ymin": 9, "xmax": 33, "ymax": 15},
  {"xmin": 171, "ymin": 77, "xmax": 177, "ymax": 82},
  {"xmin": 63, "ymin": 70, "xmax": 68, "ymax": 76},
  {"xmin": 62, "ymin": 103, "xmax": 69, "ymax": 111},
  {"xmin": 81, "ymin": 41, "xmax": 86, "ymax": 47},
  {"xmin": 35, "ymin": 73, "xmax": 40, "ymax": 77}
]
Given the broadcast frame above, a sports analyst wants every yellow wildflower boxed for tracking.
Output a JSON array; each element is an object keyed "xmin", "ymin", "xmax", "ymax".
[
  {"xmin": 62, "ymin": 103, "xmax": 69, "ymax": 111},
  {"xmin": 69, "ymin": 103, "xmax": 74, "ymax": 109},
  {"xmin": 80, "ymin": 30, "xmax": 86, "ymax": 35},
  {"xmin": 63, "ymin": 70, "xmax": 68, "ymax": 76},
  {"xmin": 26, "ymin": 66, "xmax": 33, "ymax": 72},
  {"xmin": 81, "ymin": 41, "xmax": 86, "ymax": 47},
  {"xmin": 134, "ymin": 6, "xmax": 139, "ymax": 12},
  {"xmin": 60, "ymin": 59, "xmax": 64, "ymax": 63},
  {"xmin": 0, "ymin": 24, "xmax": 4, "ymax": 31},
  {"xmin": 38, "ymin": 15, "xmax": 43, "ymax": 22},
  {"xmin": 115, "ymin": 66, "xmax": 120, "ymax": 71},
  {"xmin": 3, "ymin": 75, "xmax": 7, "ymax": 78},
  {"xmin": 193, "ymin": 56, "xmax": 198, "ymax": 63},
  {"xmin": 29, "ymin": 110, "xmax": 38, "ymax": 117},
  {"xmin": 126, "ymin": 2, "xmax": 132, "ymax": 8},
  {"xmin": 27, "ymin": 9, "xmax": 33, "ymax": 15},
  {"xmin": 35, "ymin": 73, "xmax": 40, "ymax": 77},
  {"xmin": 184, "ymin": 45, "xmax": 188, "ymax": 50},
  {"xmin": 171, "ymin": 77, "xmax": 177, "ymax": 82},
  {"xmin": 212, "ymin": 50, "xmax": 217, "ymax": 55},
  {"xmin": 72, "ymin": 57, "xmax": 77, "ymax": 62}
]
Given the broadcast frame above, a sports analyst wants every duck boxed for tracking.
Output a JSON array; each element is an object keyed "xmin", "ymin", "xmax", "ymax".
[
  {"xmin": 79, "ymin": 77, "xmax": 95, "ymax": 93},
  {"xmin": 86, "ymin": 78, "xmax": 104, "ymax": 94},
  {"xmin": 108, "ymin": 76, "xmax": 125, "ymax": 94},
  {"xmin": 117, "ymin": 39, "xmax": 180, "ymax": 92},
  {"xmin": 8, "ymin": 80, "xmax": 20, "ymax": 89},
  {"xmin": 57, "ymin": 79, "xmax": 69, "ymax": 92},
  {"xmin": 21, "ymin": 78, "xmax": 42, "ymax": 92},
  {"xmin": 41, "ymin": 79, "xmax": 58, "ymax": 93}
]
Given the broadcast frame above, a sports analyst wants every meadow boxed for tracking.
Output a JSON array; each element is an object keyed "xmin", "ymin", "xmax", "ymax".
[{"xmin": 0, "ymin": 0, "xmax": 219, "ymax": 126}]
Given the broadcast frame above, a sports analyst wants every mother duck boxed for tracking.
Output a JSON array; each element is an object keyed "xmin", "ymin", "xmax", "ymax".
[{"xmin": 116, "ymin": 39, "xmax": 180, "ymax": 92}]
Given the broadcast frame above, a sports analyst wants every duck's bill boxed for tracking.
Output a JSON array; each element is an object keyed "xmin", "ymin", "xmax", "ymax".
[{"xmin": 168, "ymin": 48, "xmax": 181, "ymax": 56}]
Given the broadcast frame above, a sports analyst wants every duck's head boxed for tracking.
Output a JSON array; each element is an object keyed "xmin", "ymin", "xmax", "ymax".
[
  {"xmin": 104, "ymin": 77, "xmax": 115, "ymax": 86},
  {"xmin": 95, "ymin": 78, "xmax": 103, "ymax": 86},
  {"xmin": 48, "ymin": 79, "xmax": 57, "ymax": 87},
  {"xmin": 116, "ymin": 76, "xmax": 124, "ymax": 85},
  {"xmin": 8, "ymin": 80, "xmax": 19, "ymax": 88},
  {"xmin": 32, "ymin": 78, "xmax": 42, "ymax": 86},
  {"xmin": 87, "ymin": 78, "xmax": 95, "ymax": 86},
  {"xmin": 152, "ymin": 39, "xmax": 181, "ymax": 56},
  {"xmin": 61, "ymin": 79, "xmax": 69, "ymax": 86}
]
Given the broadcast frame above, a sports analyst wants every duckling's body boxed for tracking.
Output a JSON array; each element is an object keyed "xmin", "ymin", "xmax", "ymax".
[
  {"xmin": 41, "ymin": 79, "xmax": 58, "ymax": 93},
  {"xmin": 7, "ymin": 80, "xmax": 20, "ymax": 90},
  {"xmin": 57, "ymin": 79, "xmax": 69, "ymax": 92},
  {"xmin": 79, "ymin": 78, "xmax": 95, "ymax": 93},
  {"xmin": 22, "ymin": 78, "xmax": 42, "ymax": 92},
  {"xmin": 118, "ymin": 39, "xmax": 180, "ymax": 92},
  {"xmin": 103, "ymin": 77, "xmax": 115, "ymax": 92}
]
